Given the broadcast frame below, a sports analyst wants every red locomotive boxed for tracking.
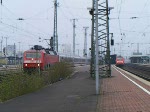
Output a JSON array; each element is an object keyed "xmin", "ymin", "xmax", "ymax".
[
  {"xmin": 116, "ymin": 56, "xmax": 125, "ymax": 67},
  {"xmin": 23, "ymin": 45, "xmax": 59, "ymax": 71}
]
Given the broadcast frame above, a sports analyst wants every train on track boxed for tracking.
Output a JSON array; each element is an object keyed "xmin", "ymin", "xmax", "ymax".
[
  {"xmin": 23, "ymin": 45, "xmax": 90, "ymax": 71},
  {"xmin": 23, "ymin": 45, "xmax": 59, "ymax": 71},
  {"xmin": 115, "ymin": 56, "xmax": 125, "ymax": 67}
]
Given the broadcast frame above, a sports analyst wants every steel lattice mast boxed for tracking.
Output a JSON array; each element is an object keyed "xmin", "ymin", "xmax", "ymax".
[
  {"xmin": 90, "ymin": 0, "xmax": 96, "ymax": 78},
  {"xmin": 90, "ymin": 0, "xmax": 111, "ymax": 94},
  {"xmin": 98, "ymin": 0, "xmax": 111, "ymax": 77},
  {"xmin": 53, "ymin": 0, "xmax": 58, "ymax": 52}
]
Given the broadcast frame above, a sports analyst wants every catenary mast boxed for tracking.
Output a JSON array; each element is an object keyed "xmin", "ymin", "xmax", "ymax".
[{"xmin": 53, "ymin": 0, "xmax": 58, "ymax": 52}]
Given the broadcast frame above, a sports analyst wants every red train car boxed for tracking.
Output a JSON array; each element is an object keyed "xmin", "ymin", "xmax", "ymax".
[
  {"xmin": 23, "ymin": 46, "xmax": 59, "ymax": 71},
  {"xmin": 116, "ymin": 56, "xmax": 125, "ymax": 67}
]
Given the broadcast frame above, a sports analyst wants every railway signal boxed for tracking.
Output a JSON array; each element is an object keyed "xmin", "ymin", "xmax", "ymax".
[{"xmin": 110, "ymin": 33, "xmax": 114, "ymax": 46}]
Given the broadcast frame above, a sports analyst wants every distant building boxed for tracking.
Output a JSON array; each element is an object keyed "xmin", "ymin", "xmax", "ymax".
[
  {"xmin": 4, "ymin": 45, "xmax": 16, "ymax": 57},
  {"xmin": 60, "ymin": 44, "xmax": 71, "ymax": 56},
  {"xmin": 132, "ymin": 52, "xmax": 142, "ymax": 56}
]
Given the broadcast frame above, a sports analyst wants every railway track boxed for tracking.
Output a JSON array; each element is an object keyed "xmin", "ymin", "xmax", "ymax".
[
  {"xmin": 0, "ymin": 66, "xmax": 21, "ymax": 83},
  {"xmin": 121, "ymin": 63, "xmax": 150, "ymax": 81}
]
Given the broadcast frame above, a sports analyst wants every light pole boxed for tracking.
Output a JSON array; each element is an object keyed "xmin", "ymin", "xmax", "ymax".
[{"xmin": 18, "ymin": 42, "xmax": 21, "ymax": 69}]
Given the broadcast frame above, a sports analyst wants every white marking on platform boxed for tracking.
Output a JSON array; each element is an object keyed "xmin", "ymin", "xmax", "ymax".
[
  {"xmin": 118, "ymin": 67, "xmax": 150, "ymax": 86},
  {"xmin": 113, "ymin": 66, "xmax": 150, "ymax": 95}
]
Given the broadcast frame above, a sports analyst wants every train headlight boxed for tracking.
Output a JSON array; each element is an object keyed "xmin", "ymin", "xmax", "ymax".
[
  {"xmin": 38, "ymin": 64, "xmax": 40, "ymax": 67},
  {"xmin": 25, "ymin": 64, "xmax": 27, "ymax": 66}
]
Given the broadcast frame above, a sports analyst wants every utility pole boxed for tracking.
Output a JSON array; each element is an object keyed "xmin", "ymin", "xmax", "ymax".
[
  {"xmin": 4, "ymin": 37, "xmax": 8, "ymax": 66},
  {"xmin": 14, "ymin": 43, "xmax": 16, "ymax": 65},
  {"xmin": 137, "ymin": 43, "xmax": 139, "ymax": 53},
  {"xmin": 83, "ymin": 27, "xmax": 89, "ymax": 65},
  {"xmin": 89, "ymin": 0, "xmax": 95, "ymax": 78},
  {"xmin": 0, "ymin": 37, "xmax": 3, "ymax": 56},
  {"xmin": 53, "ymin": 0, "xmax": 58, "ymax": 52},
  {"xmin": 1, "ymin": 0, "xmax": 3, "ymax": 56},
  {"xmin": 95, "ymin": 0, "xmax": 99, "ymax": 95},
  {"xmin": 18, "ymin": 42, "xmax": 21, "ymax": 68},
  {"xmin": 90, "ymin": 0, "xmax": 112, "ymax": 94},
  {"xmin": 18, "ymin": 42, "xmax": 20, "ymax": 56},
  {"xmin": 71, "ymin": 19, "xmax": 77, "ymax": 62},
  {"xmin": 4, "ymin": 37, "xmax": 8, "ymax": 57},
  {"xmin": 1, "ymin": 0, "xmax": 2, "ymax": 21},
  {"xmin": 106, "ymin": 0, "xmax": 111, "ymax": 76}
]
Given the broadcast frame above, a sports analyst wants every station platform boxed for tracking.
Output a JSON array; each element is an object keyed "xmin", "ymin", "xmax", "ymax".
[
  {"xmin": 97, "ymin": 65, "xmax": 150, "ymax": 112},
  {"xmin": 0, "ymin": 65, "xmax": 149, "ymax": 112}
]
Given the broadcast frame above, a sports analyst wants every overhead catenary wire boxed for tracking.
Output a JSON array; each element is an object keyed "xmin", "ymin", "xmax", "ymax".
[
  {"xmin": 0, "ymin": 0, "xmax": 92, "ymax": 53},
  {"xmin": 2, "ymin": 5, "xmax": 51, "ymax": 36},
  {"xmin": 0, "ymin": 6, "xmax": 51, "ymax": 49},
  {"xmin": 128, "ymin": 0, "xmax": 150, "ymax": 33}
]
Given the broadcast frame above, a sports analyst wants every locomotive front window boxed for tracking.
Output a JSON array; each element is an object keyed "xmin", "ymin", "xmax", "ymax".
[
  {"xmin": 26, "ymin": 53, "xmax": 41, "ymax": 58},
  {"xmin": 117, "ymin": 58, "xmax": 122, "ymax": 60}
]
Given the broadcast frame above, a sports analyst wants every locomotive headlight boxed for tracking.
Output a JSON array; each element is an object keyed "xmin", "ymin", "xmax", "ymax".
[
  {"xmin": 25, "ymin": 64, "xmax": 27, "ymax": 66},
  {"xmin": 38, "ymin": 64, "xmax": 40, "ymax": 67}
]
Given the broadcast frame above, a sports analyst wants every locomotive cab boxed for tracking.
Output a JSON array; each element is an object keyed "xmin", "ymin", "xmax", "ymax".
[
  {"xmin": 23, "ymin": 45, "xmax": 59, "ymax": 71},
  {"xmin": 23, "ymin": 50, "xmax": 44, "ymax": 70},
  {"xmin": 115, "ymin": 56, "xmax": 125, "ymax": 67}
]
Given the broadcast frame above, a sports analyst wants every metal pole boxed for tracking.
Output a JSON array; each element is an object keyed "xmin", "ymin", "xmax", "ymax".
[
  {"xmin": 137, "ymin": 43, "xmax": 139, "ymax": 53},
  {"xmin": 95, "ymin": 0, "xmax": 99, "ymax": 95},
  {"xmin": 14, "ymin": 43, "xmax": 16, "ymax": 65},
  {"xmin": 71, "ymin": 19, "xmax": 77, "ymax": 63},
  {"xmin": 73, "ymin": 19, "xmax": 75, "ymax": 58},
  {"xmin": 90, "ymin": 0, "xmax": 95, "ymax": 77},
  {"xmin": 53, "ymin": 0, "xmax": 58, "ymax": 52},
  {"xmin": 18, "ymin": 42, "xmax": 20, "ymax": 55},
  {"xmin": 56, "ymin": 0, "xmax": 58, "ymax": 52},
  {"xmin": 4, "ymin": 37, "xmax": 8, "ymax": 66},
  {"xmin": 5, "ymin": 37, "xmax": 8, "ymax": 57},
  {"xmin": 18, "ymin": 42, "xmax": 21, "ymax": 68},
  {"xmin": 83, "ymin": 27, "xmax": 89, "ymax": 65},
  {"xmin": 0, "ymin": 40, "xmax": 2, "ymax": 56},
  {"xmin": 106, "ymin": 0, "xmax": 111, "ymax": 76}
]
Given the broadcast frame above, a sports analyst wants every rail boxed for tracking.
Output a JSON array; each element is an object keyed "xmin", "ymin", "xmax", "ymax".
[
  {"xmin": 121, "ymin": 63, "xmax": 150, "ymax": 81},
  {"xmin": 0, "ymin": 66, "xmax": 21, "ymax": 83}
]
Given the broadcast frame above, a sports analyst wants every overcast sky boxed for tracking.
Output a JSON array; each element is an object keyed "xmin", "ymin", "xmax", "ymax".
[
  {"xmin": 109, "ymin": 0, "xmax": 150, "ymax": 56},
  {"xmin": 0, "ymin": 0, "xmax": 150, "ymax": 57}
]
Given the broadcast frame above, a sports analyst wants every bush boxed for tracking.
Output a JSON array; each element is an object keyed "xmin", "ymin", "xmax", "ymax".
[
  {"xmin": 43, "ymin": 62, "xmax": 74, "ymax": 84},
  {"xmin": 0, "ymin": 73, "xmax": 44, "ymax": 102},
  {"xmin": 0, "ymin": 62, "xmax": 73, "ymax": 102}
]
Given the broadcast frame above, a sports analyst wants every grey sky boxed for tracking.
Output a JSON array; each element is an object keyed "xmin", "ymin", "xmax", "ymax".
[
  {"xmin": 0, "ymin": 0, "xmax": 150, "ymax": 56},
  {"xmin": 109, "ymin": 0, "xmax": 150, "ymax": 56},
  {"xmin": 0, "ymin": 0, "xmax": 91, "ymax": 56}
]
